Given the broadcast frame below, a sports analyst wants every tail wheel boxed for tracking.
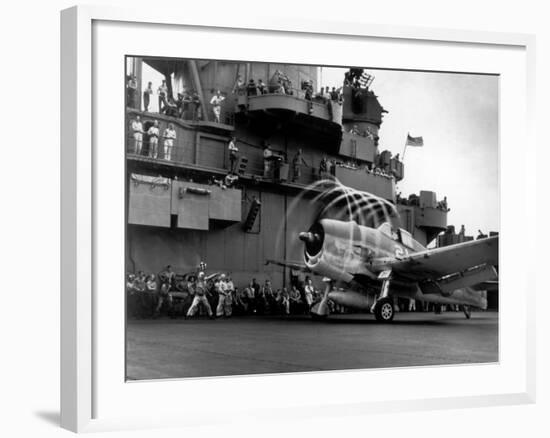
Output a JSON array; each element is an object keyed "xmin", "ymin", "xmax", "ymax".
[
  {"xmin": 462, "ymin": 305, "xmax": 472, "ymax": 319},
  {"xmin": 374, "ymin": 298, "xmax": 394, "ymax": 322}
]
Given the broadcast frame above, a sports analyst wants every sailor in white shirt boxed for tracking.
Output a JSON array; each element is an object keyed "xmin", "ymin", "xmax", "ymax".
[
  {"xmin": 162, "ymin": 123, "xmax": 177, "ymax": 161},
  {"xmin": 215, "ymin": 274, "xmax": 232, "ymax": 317},
  {"xmin": 131, "ymin": 115, "xmax": 144, "ymax": 155},
  {"xmin": 147, "ymin": 120, "xmax": 160, "ymax": 158},
  {"xmin": 304, "ymin": 278, "xmax": 314, "ymax": 309},
  {"xmin": 209, "ymin": 90, "xmax": 226, "ymax": 123}
]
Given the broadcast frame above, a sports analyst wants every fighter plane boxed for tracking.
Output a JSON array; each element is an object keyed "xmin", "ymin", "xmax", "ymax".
[{"xmin": 270, "ymin": 218, "xmax": 498, "ymax": 322}]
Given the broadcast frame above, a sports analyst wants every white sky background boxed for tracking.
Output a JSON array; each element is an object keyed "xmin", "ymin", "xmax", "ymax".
[{"xmin": 322, "ymin": 67, "xmax": 499, "ymax": 236}]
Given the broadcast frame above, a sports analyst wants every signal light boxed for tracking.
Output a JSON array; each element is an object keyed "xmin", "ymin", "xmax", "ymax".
[{"xmin": 236, "ymin": 156, "xmax": 248, "ymax": 175}]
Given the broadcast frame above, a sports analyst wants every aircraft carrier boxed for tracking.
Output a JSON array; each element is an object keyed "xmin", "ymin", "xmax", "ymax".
[
  {"xmin": 125, "ymin": 58, "xmax": 449, "ymax": 289},
  {"xmin": 125, "ymin": 58, "xmax": 498, "ymax": 379}
]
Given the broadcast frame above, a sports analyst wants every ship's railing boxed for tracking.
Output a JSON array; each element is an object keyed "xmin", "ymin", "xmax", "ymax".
[
  {"xmin": 126, "ymin": 136, "xmax": 397, "ymax": 197},
  {"xmin": 237, "ymin": 87, "xmax": 343, "ymax": 110},
  {"xmin": 236, "ymin": 84, "xmax": 339, "ymax": 101},
  {"xmin": 236, "ymin": 89, "xmax": 343, "ymax": 126},
  {"xmin": 127, "ymin": 135, "xmax": 198, "ymax": 165},
  {"xmin": 126, "ymin": 134, "xmax": 323, "ymax": 186},
  {"xmin": 127, "ymin": 104, "xmax": 235, "ymax": 127},
  {"xmin": 396, "ymin": 196, "xmax": 449, "ymax": 213}
]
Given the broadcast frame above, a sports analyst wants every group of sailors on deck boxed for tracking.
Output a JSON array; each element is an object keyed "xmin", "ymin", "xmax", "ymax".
[
  {"xmin": 126, "ymin": 263, "xmax": 324, "ymax": 319},
  {"xmin": 130, "ymin": 116, "xmax": 177, "ymax": 161}
]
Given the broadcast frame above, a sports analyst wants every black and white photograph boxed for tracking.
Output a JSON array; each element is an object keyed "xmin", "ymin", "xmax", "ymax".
[
  {"xmin": 4, "ymin": 0, "xmax": 548, "ymax": 435},
  {"xmin": 125, "ymin": 57, "xmax": 499, "ymax": 380}
]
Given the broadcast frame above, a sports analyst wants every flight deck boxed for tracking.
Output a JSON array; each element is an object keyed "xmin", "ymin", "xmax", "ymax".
[{"xmin": 126, "ymin": 311, "xmax": 498, "ymax": 380}]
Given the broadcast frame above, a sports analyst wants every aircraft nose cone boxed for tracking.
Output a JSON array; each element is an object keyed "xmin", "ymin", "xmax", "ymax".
[{"xmin": 300, "ymin": 225, "xmax": 324, "ymax": 257}]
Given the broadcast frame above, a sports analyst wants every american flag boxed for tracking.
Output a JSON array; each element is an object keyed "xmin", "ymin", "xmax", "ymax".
[
  {"xmin": 406, "ymin": 134, "xmax": 424, "ymax": 147},
  {"xmin": 359, "ymin": 72, "xmax": 374, "ymax": 88}
]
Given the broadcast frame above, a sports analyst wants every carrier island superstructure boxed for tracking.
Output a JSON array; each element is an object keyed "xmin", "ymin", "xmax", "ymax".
[{"xmin": 125, "ymin": 58, "xmax": 448, "ymax": 289}]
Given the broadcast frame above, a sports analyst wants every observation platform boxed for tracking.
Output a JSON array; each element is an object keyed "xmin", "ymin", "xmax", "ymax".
[{"xmin": 235, "ymin": 92, "xmax": 343, "ymax": 141}]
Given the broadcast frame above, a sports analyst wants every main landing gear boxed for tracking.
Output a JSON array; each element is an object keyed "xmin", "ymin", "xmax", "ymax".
[
  {"xmin": 461, "ymin": 305, "xmax": 472, "ymax": 319},
  {"xmin": 372, "ymin": 271, "xmax": 395, "ymax": 323},
  {"xmin": 373, "ymin": 298, "xmax": 394, "ymax": 322}
]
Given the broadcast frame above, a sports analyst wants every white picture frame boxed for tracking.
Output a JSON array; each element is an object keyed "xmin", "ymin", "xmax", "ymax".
[{"xmin": 61, "ymin": 5, "xmax": 536, "ymax": 433}]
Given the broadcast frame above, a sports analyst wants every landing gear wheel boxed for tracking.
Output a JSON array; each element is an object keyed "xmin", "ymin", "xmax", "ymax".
[
  {"xmin": 461, "ymin": 305, "xmax": 471, "ymax": 319},
  {"xmin": 374, "ymin": 298, "xmax": 394, "ymax": 322}
]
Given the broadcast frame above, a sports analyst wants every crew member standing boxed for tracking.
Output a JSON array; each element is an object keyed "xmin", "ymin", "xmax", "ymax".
[
  {"xmin": 215, "ymin": 274, "xmax": 232, "ymax": 317},
  {"xmin": 147, "ymin": 120, "xmax": 160, "ymax": 158},
  {"xmin": 131, "ymin": 115, "xmax": 144, "ymax": 155},
  {"xmin": 157, "ymin": 80, "xmax": 168, "ymax": 114},
  {"xmin": 289, "ymin": 286, "xmax": 302, "ymax": 314},
  {"xmin": 304, "ymin": 278, "xmax": 314, "ymax": 311},
  {"xmin": 191, "ymin": 91, "xmax": 202, "ymax": 121},
  {"xmin": 245, "ymin": 281, "xmax": 256, "ymax": 314},
  {"xmin": 144, "ymin": 274, "xmax": 158, "ymax": 317},
  {"xmin": 226, "ymin": 276, "xmax": 236, "ymax": 310},
  {"xmin": 127, "ymin": 75, "xmax": 138, "ymax": 109},
  {"xmin": 143, "ymin": 81, "xmax": 153, "ymax": 112},
  {"xmin": 154, "ymin": 281, "xmax": 173, "ymax": 317},
  {"xmin": 186, "ymin": 271, "xmax": 214, "ymax": 318},
  {"xmin": 158, "ymin": 265, "xmax": 176, "ymax": 288},
  {"xmin": 247, "ymin": 79, "xmax": 258, "ymax": 96},
  {"xmin": 263, "ymin": 144, "xmax": 273, "ymax": 177},
  {"xmin": 278, "ymin": 287, "xmax": 290, "ymax": 315},
  {"xmin": 228, "ymin": 137, "xmax": 238, "ymax": 173},
  {"xmin": 232, "ymin": 75, "xmax": 245, "ymax": 94},
  {"xmin": 210, "ymin": 90, "xmax": 226, "ymax": 123},
  {"xmin": 162, "ymin": 123, "xmax": 177, "ymax": 161},
  {"xmin": 262, "ymin": 279, "xmax": 275, "ymax": 313}
]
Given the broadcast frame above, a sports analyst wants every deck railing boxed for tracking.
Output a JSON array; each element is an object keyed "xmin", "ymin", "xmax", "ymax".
[{"xmin": 126, "ymin": 135, "xmax": 320, "ymax": 186}]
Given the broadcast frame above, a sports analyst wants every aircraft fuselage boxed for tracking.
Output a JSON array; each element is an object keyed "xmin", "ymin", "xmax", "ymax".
[{"xmin": 300, "ymin": 219, "xmax": 494, "ymax": 317}]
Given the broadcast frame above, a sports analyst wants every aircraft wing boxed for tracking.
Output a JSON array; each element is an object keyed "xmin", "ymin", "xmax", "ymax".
[
  {"xmin": 378, "ymin": 236, "xmax": 498, "ymax": 282},
  {"xmin": 264, "ymin": 259, "xmax": 311, "ymax": 273}
]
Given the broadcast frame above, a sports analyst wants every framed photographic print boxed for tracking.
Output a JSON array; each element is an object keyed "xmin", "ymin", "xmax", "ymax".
[{"xmin": 61, "ymin": 5, "xmax": 536, "ymax": 433}]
